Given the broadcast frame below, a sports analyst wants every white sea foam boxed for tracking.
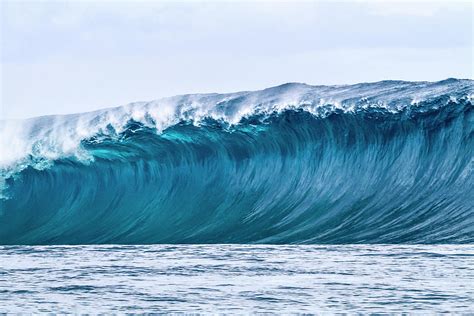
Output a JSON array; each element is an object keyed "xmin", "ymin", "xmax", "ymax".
[{"xmin": 0, "ymin": 79, "xmax": 472, "ymax": 175}]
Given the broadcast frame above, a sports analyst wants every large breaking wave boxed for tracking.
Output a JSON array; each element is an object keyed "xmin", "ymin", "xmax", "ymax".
[{"xmin": 0, "ymin": 79, "xmax": 473, "ymax": 245}]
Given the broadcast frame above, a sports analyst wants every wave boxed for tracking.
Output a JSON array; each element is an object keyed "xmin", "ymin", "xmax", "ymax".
[{"xmin": 0, "ymin": 79, "xmax": 473, "ymax": 244}]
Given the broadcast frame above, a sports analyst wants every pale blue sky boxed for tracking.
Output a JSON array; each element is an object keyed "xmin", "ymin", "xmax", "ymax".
[{"xmin": 1, "ymin": 0, "xmax": 472, "ymax": 119}]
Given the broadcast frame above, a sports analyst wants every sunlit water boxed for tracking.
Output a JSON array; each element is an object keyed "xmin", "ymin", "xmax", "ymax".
[{"xmin": 0, "ymin": 244, "xmax": 473, "ymax": 313}]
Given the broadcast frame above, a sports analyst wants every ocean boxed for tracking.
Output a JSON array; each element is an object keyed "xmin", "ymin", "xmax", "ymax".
[
  {"xmin": 1, "ymin": 244, "xmax": 473, "ymax": 313},
  {"xmin": 0, "ymin": 79, "xmax": 473, "ymax": 312}
]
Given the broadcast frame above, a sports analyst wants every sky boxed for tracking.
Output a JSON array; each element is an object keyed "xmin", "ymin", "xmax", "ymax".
[{"xmin": 1, "ymin": 0, "xmax": 472, "ymax": 119}]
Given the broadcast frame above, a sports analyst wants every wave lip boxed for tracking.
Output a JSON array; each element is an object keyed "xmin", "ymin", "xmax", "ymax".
[
  {"xmin": 0, "ymin": 79, "xmax": 473, "ymax": 245},
  {"xmin": 1, "ymin": 78, "xmax": 472, "ymax": 171}
]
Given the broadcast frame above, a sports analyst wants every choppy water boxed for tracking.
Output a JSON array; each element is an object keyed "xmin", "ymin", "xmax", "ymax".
[{"xmin": 1, "ymin": 244, "xmax": 473, "ymax": 313}]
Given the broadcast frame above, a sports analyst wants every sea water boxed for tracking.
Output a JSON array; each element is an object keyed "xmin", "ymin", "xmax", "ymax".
[
  {"xmin": 1, "ymin": 244, "xmax": 473, "ymax": 313},
  {"xmin": 1, "ymin": 80, "xmax": 473, "ymax": 313}
]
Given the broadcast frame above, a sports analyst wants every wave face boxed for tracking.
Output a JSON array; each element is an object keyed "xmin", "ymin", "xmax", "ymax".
[{"xmin": 0, "ymin": 79, "xmax": 473, "ymax": 245}]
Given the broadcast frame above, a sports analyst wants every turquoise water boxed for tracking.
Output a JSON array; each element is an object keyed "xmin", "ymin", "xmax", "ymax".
[
  {"xmin": 1, "ymin": 80, "xmax": 473, "ymax": 312},
  {"xmin": 1, "ymin": 80, "xmax": 473, "ymax": 245},
  {"xmin": 1, "ymin": 244, "xmax": 473, "ymax": 313}
]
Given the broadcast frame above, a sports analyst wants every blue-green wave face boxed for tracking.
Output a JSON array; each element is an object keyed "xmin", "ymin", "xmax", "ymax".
[{"xmin": 0, "ymin": 79, "xmax": 473, "ymax": 244}]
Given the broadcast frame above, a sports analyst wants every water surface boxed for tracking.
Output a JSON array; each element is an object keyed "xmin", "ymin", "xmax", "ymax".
[{"xmin": 1, "ymin": 244, "xmax": 473, "ymax": 313}]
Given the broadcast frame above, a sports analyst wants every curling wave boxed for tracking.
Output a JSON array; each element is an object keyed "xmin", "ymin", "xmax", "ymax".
[{"xmin": 0, "ymin": 79, "xmax": 473, "ymax": 244}]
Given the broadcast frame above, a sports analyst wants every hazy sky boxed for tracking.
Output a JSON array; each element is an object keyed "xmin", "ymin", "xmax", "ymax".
[{"xmin": 1, "ymin": 0, "xmax": 472, "ymax": 119}]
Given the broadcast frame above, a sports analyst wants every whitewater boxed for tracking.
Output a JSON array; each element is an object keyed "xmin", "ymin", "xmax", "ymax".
[{"xmin": 0, "ymin": 78, "xmax": 473, "ymax": 244}]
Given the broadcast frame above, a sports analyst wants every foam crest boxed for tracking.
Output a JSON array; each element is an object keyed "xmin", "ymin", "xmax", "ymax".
[{"xmin": 1, "ymin": 79, "xmax": 472, "ymax": 174}]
